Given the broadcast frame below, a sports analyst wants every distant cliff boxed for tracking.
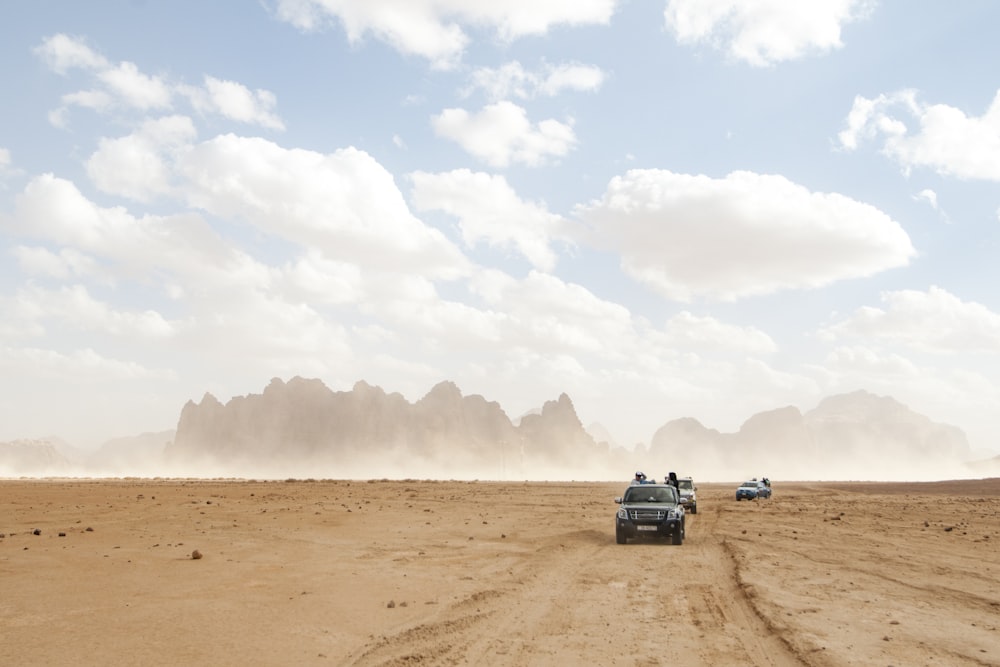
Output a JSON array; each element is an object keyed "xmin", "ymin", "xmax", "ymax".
[
  {"xmin": 165, "ymin": 377, "xmax": 614, "ymax": 479},
  {"xmin": 3, "ymin": 382, "xmax": 986, "ymax": 481},
  {"xmin": 647, "ymin": 390, "xmax": 974, "ymax": 481},
  {"xmin": 0, "ymin": 439, "xmax": 74, "ymax": 476}
]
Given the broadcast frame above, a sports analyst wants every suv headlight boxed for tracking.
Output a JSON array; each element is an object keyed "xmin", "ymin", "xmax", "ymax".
[{"xmin": 617, "ymin": 507, "xmax": 629, "ymax": 520}]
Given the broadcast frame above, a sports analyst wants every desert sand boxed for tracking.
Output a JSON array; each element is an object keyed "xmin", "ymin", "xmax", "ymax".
[{"xmin": 2, "ymin": 477, "xmax": 999, "ymax": 666}]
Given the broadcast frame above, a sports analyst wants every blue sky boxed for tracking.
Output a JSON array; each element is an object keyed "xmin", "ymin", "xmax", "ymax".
[{"xmin": 2, "ymin": 1, "xmax": 1000, "ymax": 456}]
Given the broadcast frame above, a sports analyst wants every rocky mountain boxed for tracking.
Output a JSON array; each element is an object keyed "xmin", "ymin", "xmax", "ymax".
[
  {"xmin": 165, "ymin": 377, "xmax": 616, "ymax": 479},
  {"xmin": 0, "ymin": 439, "xmax": 75, "ymax": 475},
  {"xmin": 584, "ymin": 422, "xmax": 618, "ymax": 448},
  {"xmin": 0, "ymin": 433, "xmax": 176, "ymax": 477},
  {"xmin": 2, "ymin": 381, "xmax": 990, "ymax": 481},
  {"xmin": 647, "ymin": 390, "xmax": 976, "ymax": 481}
]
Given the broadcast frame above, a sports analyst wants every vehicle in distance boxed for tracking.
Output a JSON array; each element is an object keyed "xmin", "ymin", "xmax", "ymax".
[
  {"xmin": 735, "ymin": 479, "xmax": 771, "ymax": 501},
  {"xmin": 614, "ymin": 484, "xmax": 685, "ymax": 545},
  {"xmin": 676, "ymin": 476, "xmax": 697, "ymax": 513}
]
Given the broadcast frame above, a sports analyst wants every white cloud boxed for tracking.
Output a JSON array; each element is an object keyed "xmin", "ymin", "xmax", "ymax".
[
  {"xmin": 913, "ymin": 188, "xmax": 952, "ymax": 223},
  {"xmin": 575, "ymin": 169, "xmax": 915, "ymax": 302},
  {"xmin": 0, "ymin": 345, "xmax": 175, "ymax": 381},
  {"xmin": 822, "ymin": 345, "xmax": 920, "ymax": 379},
  {"xmin": 272, "ymin": 0, "xmax": 618, "ymax": 68},
  {"xmin": 0, "ymin": 292, "xmax": 46, "ymax": 340},
  {"xmin": 280, "ymin": 249, "xmax": 365, "ymax": 305},
  {"xmin": 11, "ymin": 174, "xmax": 150, "ymax": 251},
  {"xmin": 360, "ymin": 273, "xmax": 508, "ymax": 346},
  {"xmin": 98, "ymin": 60, "xmax": 173, "ymax": 110},
  {"xmin": 13, "ymin": 246, "xmax": 103, "ymax": 282},
  {"xmin": 86, "ymin": 115, "xmax": 197, "ymax": 202},
  {"xmin": 8, "ymin": 174, "xmax": 271, "ymax": 292},
  {"xmin": 61, "ymin": 89, "xmax": 114, "ymax": 113},
  {"xmin": 3, "ymin": 134, "xmax": 482, "ymax": 382},
  {"xmin": 33, "ymin": 33, "xmax": 109, "ymax": 73},
  {"xmin": 663, "ymin": 311, "xmax": 778, "ymax": 354},
  {"xmin": 36, "ymin": 34, "xmax": 171, "ymax": 111},
  {"xmin": 431, "ymin": 101, "xmax": 576, "ymax": 167},
  {"xmin": 347, "ymin": 266, "xmax": 642, "ymax": 367},
  {"xmin": 0, "ymin": 147, "xmax": 17, "ymax": 180},
  {"xmin": 24, "ymin": 127, "xmax": 470, "ymax": 282},
  {"xmin": 35, "ymin": 34, "xmax": 284, "ymax": 130},
  {"xmin": 190, "ymin": 293, "xmax": 354, "ymax": 369},
  {"xmin": 182, "ymin": 76, "xmax": 285, "ymax": 130},
  {"xmin": 273, "ymin": 0, "xmax": 468, "ymax": 68},
  {"xmin": 4, "ymin": 175, "xmax": 359, "ymax": 376},
  {"xmin": 18, "ymin": 284, "xmax": 176, "ymax": 338},
  {"xmin": 465, "ymin": 61, "xmax": 606, "ymax": 100},
  {"xmin": 664, "ymin": 0, "xmax": 874, "ymax": 66},
  {"xmin": 914, "ymin": 188, "xmax": 938, "ymax": 209},
  {"xmin": 47, "ymin": 108, "xmax": 70, "ymax": 129},
  {"xmin": 538, "ymin": 62, "xmax": 606, "ymax": 96},
  {"xmin": 473, "ymin": 270, "xmax": 637, "ymax": 357},
  {"xmin": 410, "ymin": 169, "xmax": 563, "ymax": 271},
  {"xmin": 838, "ymin": 89, "xmax": 1000, "ymax": 181},
  {"xmin": 821, "ymin": 286, "xmax": 1000, "ymax": 354},
  {"xmin": 178, "ymin": 135, "xmax": 471, "ymax": 278}
]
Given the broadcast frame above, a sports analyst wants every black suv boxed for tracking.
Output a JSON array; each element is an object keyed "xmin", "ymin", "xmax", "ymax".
[{"xmin": 614, "ymin": 484, "xmax": 686, "ymax": 545}]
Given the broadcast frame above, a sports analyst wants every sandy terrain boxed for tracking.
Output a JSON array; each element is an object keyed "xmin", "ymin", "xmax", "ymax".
[{"xmin": 2, "ymin": 477, "xmax": 999, "ymax": 666}]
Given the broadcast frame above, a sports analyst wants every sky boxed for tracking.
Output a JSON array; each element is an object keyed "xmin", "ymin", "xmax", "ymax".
[{"xmin": 2, "ymin": 1, "xmax": 1000, "ymax": 457}]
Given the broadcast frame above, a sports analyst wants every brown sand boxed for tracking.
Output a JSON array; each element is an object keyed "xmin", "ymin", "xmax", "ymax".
[{"xmin": 2, "ymin": 478, "xmax": 999, "ymax": 666}]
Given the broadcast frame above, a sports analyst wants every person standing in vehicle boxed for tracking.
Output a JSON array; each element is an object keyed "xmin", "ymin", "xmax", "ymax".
[{"xmin": 631, "ymin": 472, "xmax": 653, "ymax": 485}]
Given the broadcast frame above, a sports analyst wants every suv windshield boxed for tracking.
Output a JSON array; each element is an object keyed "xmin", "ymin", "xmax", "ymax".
[
  {"xmin": 677, "ymin": 479, "xmax": 693, "ymax": 491},
  {"xmin": 624, "ymin": 487, "xmax": 677, "ymax": 503}
]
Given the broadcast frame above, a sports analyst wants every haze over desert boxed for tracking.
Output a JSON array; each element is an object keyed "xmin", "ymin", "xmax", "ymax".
[{"xmin": 4, "ymin": 380, "xmax": 998, "ymax": 483}]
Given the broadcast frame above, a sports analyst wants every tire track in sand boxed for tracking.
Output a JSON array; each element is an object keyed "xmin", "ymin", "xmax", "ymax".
[
  {"xmin": 671, "ymin": 504, "xmax": 812, "ymax": 667},
  {"xmin": 347, "ymin": 506, "xmax": 811, "ymax": 667},
  {"xmin": 346, "ymin": 529, "xmax": 617, "ymax": 666}
]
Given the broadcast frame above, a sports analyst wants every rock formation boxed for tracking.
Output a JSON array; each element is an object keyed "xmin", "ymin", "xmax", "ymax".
[
  {"xmin": 0, "ymin": 439, "xmax": 74, "ymax": 475},
  {"xmin": 648, "ymin": 390, "xmax": 973, "ymax": 481},
  {"xmin": 2, "ymin": 382, "xmax": 984, "ymax": 481},
  {"xmin": 165, "ymin": 377, "xmax": 607, "ymax": 479}
]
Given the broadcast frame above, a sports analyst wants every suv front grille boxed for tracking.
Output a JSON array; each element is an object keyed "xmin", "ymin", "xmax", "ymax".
[{"xmin": 629, "ymin": 508, "xmax": 666, "ymax": 521}]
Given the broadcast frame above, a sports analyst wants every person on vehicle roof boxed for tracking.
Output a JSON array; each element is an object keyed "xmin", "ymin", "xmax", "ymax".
[{"xmin": 631, "ymin": 472, "xmax": 654, "ymax": 485}]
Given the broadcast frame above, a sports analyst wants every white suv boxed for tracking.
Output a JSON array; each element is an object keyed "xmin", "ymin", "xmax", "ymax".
[{"xmin": 676, "ymin": 477, "xmax": 697, "ymax": 514}]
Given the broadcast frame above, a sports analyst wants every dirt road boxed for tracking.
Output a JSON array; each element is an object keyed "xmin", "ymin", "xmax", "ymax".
[{"xmin": 2, "ymin": 479, "xmax": 998, "ymax": 665}]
